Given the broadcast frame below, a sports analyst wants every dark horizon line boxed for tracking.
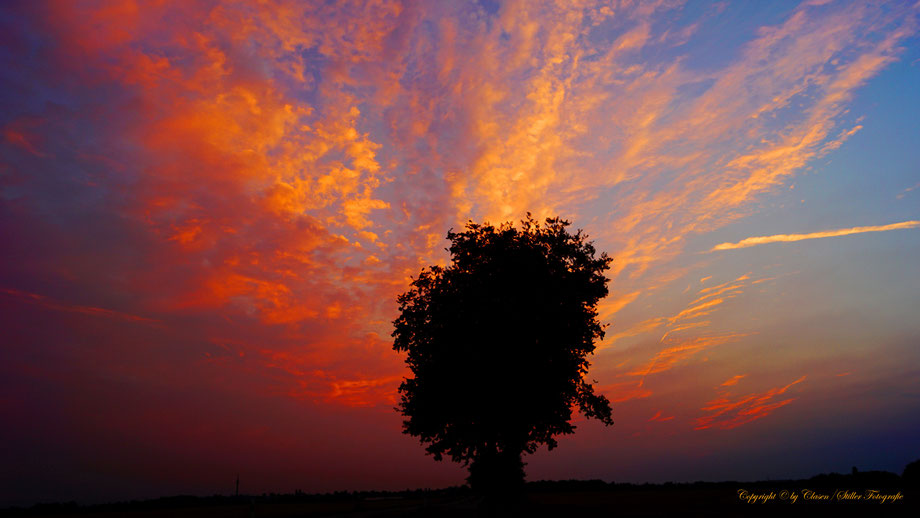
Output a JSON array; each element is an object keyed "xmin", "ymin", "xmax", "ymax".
[{"xmin": 4, "ymin": 462, "xmax": 915, "ymax": 514}]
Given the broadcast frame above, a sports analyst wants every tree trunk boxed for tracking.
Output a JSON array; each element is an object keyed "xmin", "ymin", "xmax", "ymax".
[{"xmin": 467, "ymin": 447, "xmax": 525, "ymax": 495}]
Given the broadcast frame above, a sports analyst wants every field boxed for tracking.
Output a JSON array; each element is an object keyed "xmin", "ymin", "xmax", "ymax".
[{"xmin": 6, "ymin": 474, "xmax": 915, "ymax": 518}]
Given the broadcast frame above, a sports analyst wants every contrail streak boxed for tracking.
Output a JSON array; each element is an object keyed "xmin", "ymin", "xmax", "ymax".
[{"xmin": 711, "ymin": 221, "xmax": 920, "ymax": 251}]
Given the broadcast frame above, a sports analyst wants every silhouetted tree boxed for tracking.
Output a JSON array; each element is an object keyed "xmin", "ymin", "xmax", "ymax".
[
  {"xmin": 392, "ymin": 215, "xmax": 614, "ymax": 494},
  {"xmin": 904, "ymin": 459, "xmax": 920, "ymax": 487}
]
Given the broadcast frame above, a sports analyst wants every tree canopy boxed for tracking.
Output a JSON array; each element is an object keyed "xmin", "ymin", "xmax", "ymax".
[{"xmin": 392, "ymin": 215, "xmax": 614, "ymax": 491}]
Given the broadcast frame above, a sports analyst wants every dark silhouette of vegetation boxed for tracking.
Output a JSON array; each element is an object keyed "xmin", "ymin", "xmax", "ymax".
[
  {"xmin": 392, "ymin": 215, "xmax": 614, "ymax": 494},
  {"xmin": 5, "ymin": 466, "xmax": 913, "ymax": 517},
  {"xmin": 904, "ymin": 459, "xmax": 920, "ymax": 487}
]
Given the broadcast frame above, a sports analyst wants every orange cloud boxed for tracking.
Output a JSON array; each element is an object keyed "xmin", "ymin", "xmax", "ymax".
[
  {"xmin": 597, "ymin": 290, "xmax": 642, "ymax": 321},
  {"xmin": 696, "ymin": 376, "xmax": 806, "ymax": 430},
  {"xmin": 324, "ymin": 374, "xmax": 404, "ymax": 408},
  {"xmin": 648, "ymin": 410, "xmax": 674, "ymax": 422},
  {"xmin": 643, "ymin": 272, "xmax": 766, "ymax": 345},
  {"xmin": 720, "ymin": 375, "xmax": 746, "ymax": 387},
  {"xmin": 711, "ymin": 221, "xmax": 920, "ymax": 251},
  {"xmin": 629, "ymin": 333, "xmax": 749, "ymax": 380},
  {"xmin": 5, "ymin": 0, "xmax": 427, "ymax": 410},
  {"xmin": 597, "ymin": 381, "xmax": 653, "ymax": 404},
  {"xmin": 597, "ymin": 317, "xmax": 665, "ymax": 351},
  {"xmin": 668, "ymin": 298, "xmax": 725, "ymax": 324}
]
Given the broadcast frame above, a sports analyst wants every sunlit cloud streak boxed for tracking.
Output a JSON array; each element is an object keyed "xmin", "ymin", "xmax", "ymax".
[
  {"xmin": 597, "ymin": 380, "xmax": 653, "ymax": 404},
  {"xmin": 600, "ymin": 272, "xmax": 766, "ymax": 351},
  {"xmin": 720, "ymin": 375, "xmax": 746, "ymax": 387},
  {"xmin": 629, "ymin": 333, "xmax": 750, "ymax": 381},
  {"xmin": 710, "ymin": 221, "xmax": 920, "ymax": 251},
  {"xmin": 695, "ymin": 376, "xmax": 806, "ymax": 430},
  {"xmin": 648, "ymin": 410, "xmax": 674, "ymax": 422}
]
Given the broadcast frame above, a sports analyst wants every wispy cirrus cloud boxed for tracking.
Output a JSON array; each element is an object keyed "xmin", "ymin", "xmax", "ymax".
[
  {"xmin": 720, "ymin": 375, "xmax": 746, "ymax": 387},
  {"xmin": 0, "ymin": 288, "xmax": 159, "ymax": 324},
  {"xmin": 710, "ymin": 221, "xmax": 920, "ymax": 251},
  {"xmin": 628, "ymin": 332, "xmax": 750, "ymax": 381},
  {"xmin": 897, "ymin": 182, "xmax": 920, "ymax": 199},
  {"xmin": 648, "ymin": 410, "xmax": 674, "ymax": 422},
  {"xmin": 695, "ymin": 376, "xmax": 807, "ymax": 430}
]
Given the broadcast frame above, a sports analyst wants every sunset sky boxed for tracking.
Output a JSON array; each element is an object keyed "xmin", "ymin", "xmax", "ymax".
[{"xmin": 2, "ymin": 0, "xmax": 919, "ymax": 506}]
